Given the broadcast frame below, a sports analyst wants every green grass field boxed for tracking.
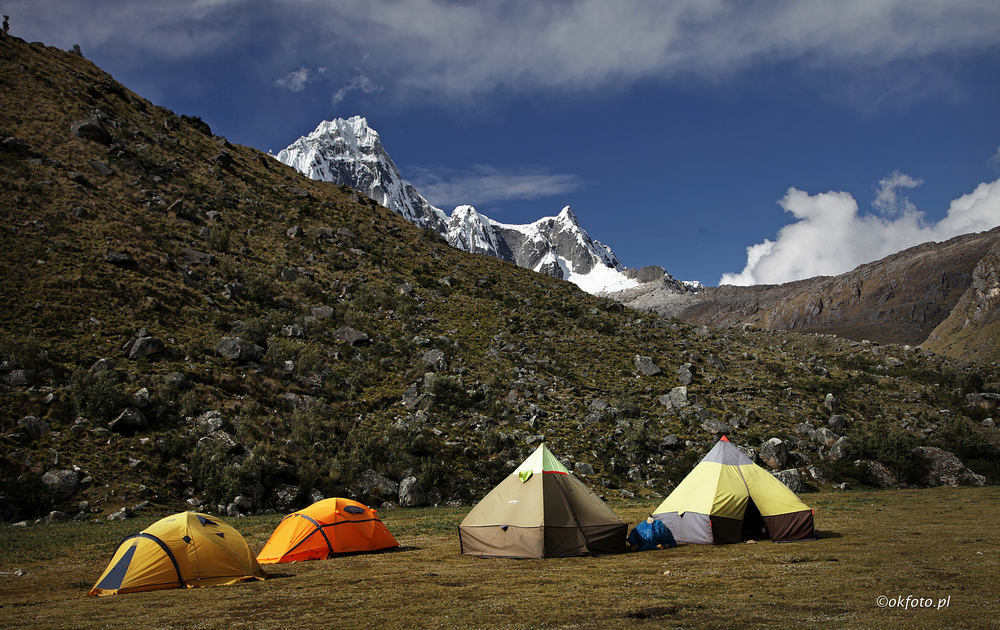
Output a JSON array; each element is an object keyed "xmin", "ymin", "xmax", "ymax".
[{"xmin": 1, "ymin": 487, "xmax": 997, "ymax": 629}]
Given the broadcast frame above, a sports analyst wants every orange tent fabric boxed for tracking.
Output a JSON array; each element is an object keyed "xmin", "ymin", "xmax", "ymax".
[{"xmin": 257, "ymin": 498, "xmax": 399, "ymax": 564}]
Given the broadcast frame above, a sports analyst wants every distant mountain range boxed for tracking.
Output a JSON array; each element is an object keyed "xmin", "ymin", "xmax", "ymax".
[
  {"xmin": 277, "ymin": 118, "xmax": 1000, "ymax": 359},
  {"xmin": 276, "ymin": 117, "xmax": 687, "ymax": 295}
]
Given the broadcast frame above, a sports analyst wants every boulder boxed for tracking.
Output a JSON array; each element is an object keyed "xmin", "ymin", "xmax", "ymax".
[
  {"xmin": 759, "ymin": 438, "xmax": 787, "ymax": 469},
  {"xmin": 574, "ymin": 462, "xmax": 596, "ymax": 475},
  {"xmin": 4, "ymin": 369, "xmax": 35, "ymax": 387},
  {"xmin": 129, "ymin": 335, "xmax": 165, "ymax": 359},
  {"xmin": 398, "ymin": 477, "xmax": 426, "ymax": 507},
  {"xmin": 216, "ymin": 336, "xmax": 265, "ymax": 363},
  {"xmin": 17, "ymin": 415, "xmax": 50, "ymax": 440},
  {"xmin": 357, "ymin": 469, "xmax": 398, "ymax": 499},
  {"xmin": 912, "ymin": 446, "xmax": 986, "ymax": 487},
  {"xmin": 422, "ymin": 349, "xmax": 447, "ymax": 372},
  {"xmin": 771, "ymin": 469, "xmax": 805, "ymax": 493},
  {"xmin": 666, "ymin": 386, "xmax": 689, "ymax": 409},
  {"xmin": 828, "ymin": 437, "xmax": 850, "ymax": 460},
  {"xmin": 634, "ymin": 355, "xmax": 662, "ymax": 376},
  {"xmin": 701, "ymin": 419, "xmax": 733, "ymax": 435},
  {"xmin": 827, "ymin": 415, "xmax": 849, "ymax": 430},
  {"xmin": 108, "ymin": 408, "xmax": 148, "ymax": 436},
  {"xmin": 677, "ymin": 364, "xmax": 694, "ymax": 385},
  {"xmin": 334, "ymin": 326, "xmax": 370, "ymax": 346},
  {"xmin": 70, "ymin": 115, "xmax": 112, "ymax": 145},
  {"xmin": 41, "ymin": 469, "xmax": 79, "ymax": 499},
  {"xmin": 858, "ymin": 460, "xmax": 897, "ymax": 488}
]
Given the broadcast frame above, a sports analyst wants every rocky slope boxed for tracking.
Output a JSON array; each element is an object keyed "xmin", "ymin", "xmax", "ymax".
[
  {"xmin": 277, "ymin": 117, "xmax": 637, "ymax": 293},
  {"xmin": 615, "ymin": 228, "xmax": 1000, "ymax": 350},
  {"xmin": 0, "ymin": 37, "xmax": 997, "ymax": 525},
  {"xmin": 922, "ymin": 236, "xmax": 1000, "ymax": 362}
]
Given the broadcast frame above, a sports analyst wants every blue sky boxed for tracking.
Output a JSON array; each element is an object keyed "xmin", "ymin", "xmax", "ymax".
[{"xmin": 11, "ymin": 1, "xmax": 1000, "ymax": 286}]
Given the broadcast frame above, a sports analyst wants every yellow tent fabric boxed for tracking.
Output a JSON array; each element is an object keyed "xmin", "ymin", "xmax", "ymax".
[
  {"xmin": 652, "ymin": 436, "xmax": 815, "ymax": 544},
  {"xmin": 87, "ymin": 512, "xmax": 265, "ymax": 596}
]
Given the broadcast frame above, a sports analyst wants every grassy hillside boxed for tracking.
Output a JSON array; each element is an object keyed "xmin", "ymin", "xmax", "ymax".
[{"xmin": 1, "ymin": 36, "xmax": 999, "ymax": 523}]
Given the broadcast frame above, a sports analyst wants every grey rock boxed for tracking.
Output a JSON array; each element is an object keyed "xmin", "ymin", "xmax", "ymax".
[
  {"xmin": 708, "ymin": 354, "xmax": 726, "ymax": 371},
  {"xmin": 223, "ymin": 283, "xmax": 245, "ymax": 300},
  {"xmin": 44, "ymin": 511, "xmax": 71, "ymax": 524},
  {"xmin": 399, "ymin": 477, "xmax": 426, "ymax": 507},
  {"xmin": 41, "ymin": 469, "xmax": 79, "ymax": 499},
  {"xmin": 794, "ymin": 423, "xmax": 815, "ymax": 435},
  {"xmin": 809, "ymin": 427, "xmax": 839, "ymax": 447},
  {"xmin": 422, "ymin": 349, "xmax": 448, "ymax": 372},
  {"xmin": 286, "ymin": 226, "xmax": 304, "ymax": 239},
  {"xmin": 89, "ymin": 160, "xmax": 114, "ymax": 177},
  {"xmin": 216, "ymin": 336, "xmax": 265, "ymax": 363},
  {"xmin": 660, "ymin": 435, "xmax": 681, "ymax": 450},
  {"xmin": 575, "ymin": 462, "xmax": 596, "ymax": 476},
  {"xmin": 759, "ymin": 437, "xmax": 788, "ymax": 469},
  {"xmin": 334, "ymin": 326, "xmax": 370, "ymax": 346},
  {"xmin": 357, "ymin": 469, "xmax": 398, "ymax": 498},
  {"xmin": 667, "ymin": 386, "xmax": 689, "ymax": 409},
  {"xmin": 5, "ymin": 369, "xmax": 36, "ymax": 387},
  {"xmin": 824, "ymin": 393, "xmax": 837, "ymax": 412},
  {"xmin": 107, "ymin": 507, "xmax": 135, "ymax": 521},
  {"xmin": 129, "ymin": 335, "xmax": 165, "ymax": 359},
  {"xmin": 105, "ymin": 251, "xmax": 137, "ymax": 267},
  {"xmin": 634, "ymin": 355, "xmax": 662, "ymax": 376},
  {"xmin": 71, "ymin": 115, "xmax": 112, "ymax": 145},
  {"xmin": 311, "ymin": 305, "xmax": 335, "ymax": 319},
  {"xmin": 701, "ymin": 419, "xmax": 733, "ymax": 435},
  {"xmin": 108, "ymin": 408, "xmax": 148, "ymax": 436},
  {"xmin": 912, "ymin": 446, "xmax": 986, "ymax": 487},
  {"xmin": 90, "ymin": 358, "xmax": 115, "ymax": 373},
  {"xmin": 771, "ymin": 469, "xmax": 806, "ymax": 493},
  {"xmin": 858, "ymin": 460, "xmax": 896, "ymax": 488},
  {"xmin": 827, "ymin": 415, "xmax": 849, "ymax": 430},
  {"xmin": 17, "ymin": 416, "xmax": 50, "ymax": 440},
  {"xmin": 829, "ymin": 437, "xmax": 850, "ymax": 460}
]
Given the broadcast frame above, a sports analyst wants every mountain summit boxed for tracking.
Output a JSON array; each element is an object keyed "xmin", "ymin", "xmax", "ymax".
[{"xmin": 277, "ymin": 117, "xmax": 638, "ymax": 293}]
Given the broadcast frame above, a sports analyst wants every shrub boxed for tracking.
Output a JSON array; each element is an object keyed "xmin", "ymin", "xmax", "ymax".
[
  {"xmin": 0, "ymin": 472, "xmax": 54, "ymax": 521},
  {"xmin": 849, "ymin": 420, "xmax": 925, "ymax": 484},
  {"xmin": 71, "ymin": 370, "xmax": 130, "ymax": 422}
]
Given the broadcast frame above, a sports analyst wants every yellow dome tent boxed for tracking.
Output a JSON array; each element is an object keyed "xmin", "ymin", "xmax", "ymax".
[
  {"xmin": 87, "ymin": 511, "xmax": 266, "ymax": 596},
  {"xmin": 652, "ymin": 436, "xmax": 816, "ymax": 544}
]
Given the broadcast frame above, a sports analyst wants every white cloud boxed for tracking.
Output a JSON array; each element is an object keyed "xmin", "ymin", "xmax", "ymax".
[
  {"xmin": 275, "ymin": 67, "xmax": 323, "ymax": 92},
  {"xmin": 720, "ymin": 176, "xmax": 1000, "ymax": 286},
  {"xmin": 331, "ymin": 72, "xmax": 381, "ymax": 106},
  {"xmin": 12, "ymin": 1, "xmax": 1000, "ymax": 103},
  {"xmin": 989, "ymin": 146, "xmax": 1000, "ymax": 172},
  {"xmin": 410, "ymin": 165, "xmax": 584, "ymax": 208},
  {"xmin": 873, "ymin": 170, "xmax": 924, "ymax": 217}
]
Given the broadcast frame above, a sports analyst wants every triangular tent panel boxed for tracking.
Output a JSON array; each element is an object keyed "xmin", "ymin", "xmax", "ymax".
[
  {"xmin": 87, "ymin": 512, "xmax": 265, "ymax": 596},
  {"xmin": 652, "ymin": 436, "xmax": 816, "ymax": 544},
  {"xmin": 256, "ymin": 498, "xmax": 399, "ymax": 564},
  {"xmin": 459, "ymin": 443, "xmax": 627, "ymax": 558}
]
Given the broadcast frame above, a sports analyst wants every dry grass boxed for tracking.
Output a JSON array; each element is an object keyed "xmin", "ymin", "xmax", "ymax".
[{"xmin": 0, "ymin": 487, "xmax": 997, "ymax": 629}]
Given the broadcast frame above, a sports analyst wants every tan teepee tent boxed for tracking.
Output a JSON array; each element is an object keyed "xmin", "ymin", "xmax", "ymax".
[{"xmin": 459, "ymin": 443, "xmax": 627, "ymax": 558}]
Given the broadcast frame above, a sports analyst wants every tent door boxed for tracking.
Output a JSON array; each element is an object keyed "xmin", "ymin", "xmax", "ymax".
[{"xmin": 740, "ymin": 498, "xmax": 768, "ymax": 541}]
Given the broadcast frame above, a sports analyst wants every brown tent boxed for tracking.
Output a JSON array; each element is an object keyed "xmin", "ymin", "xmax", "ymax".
[{"xmin": 459, "ymin": 443, "xmax": 627, "ymax": 558}]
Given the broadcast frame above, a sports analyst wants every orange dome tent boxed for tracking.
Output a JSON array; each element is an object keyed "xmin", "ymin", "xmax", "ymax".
[
  {"xmin": 87, "ymin": 512, "xmax": 265, "ymax": 596},
  {"xmin": 257, "ymin": 498, "xmax": 399, "ymax": 564}
]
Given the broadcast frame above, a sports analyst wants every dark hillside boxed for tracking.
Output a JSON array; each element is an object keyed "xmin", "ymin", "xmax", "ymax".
[{"xmin": 1, "ymin": 36, "xmax": 998, "ymax": 524}]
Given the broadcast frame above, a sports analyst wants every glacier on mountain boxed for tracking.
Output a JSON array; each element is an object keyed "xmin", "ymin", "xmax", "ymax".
[{"xmin": 277, "ymin": 116, "xmax": 642, "ymax": 294}]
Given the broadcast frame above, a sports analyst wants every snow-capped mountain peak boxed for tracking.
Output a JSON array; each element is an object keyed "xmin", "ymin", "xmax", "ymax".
[{"xmin": 276, "ymin": 118, "xmax": 639, "ymax": 294}]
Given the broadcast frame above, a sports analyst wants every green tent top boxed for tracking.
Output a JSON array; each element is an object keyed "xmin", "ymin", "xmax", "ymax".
[{"xmin": 515, "ymin": 443, "xmax": 570, "ymax": 482}]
